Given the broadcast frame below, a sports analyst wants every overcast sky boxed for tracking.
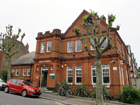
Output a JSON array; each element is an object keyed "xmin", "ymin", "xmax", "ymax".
[{"xmin": 0, "ymin": 0, "xmax": 139, "ymax": 66}]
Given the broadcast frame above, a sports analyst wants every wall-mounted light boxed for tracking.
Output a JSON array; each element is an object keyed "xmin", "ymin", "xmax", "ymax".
[{"xmin": 62, "ymin": 65, "xmax": 63, "ymax": 68}]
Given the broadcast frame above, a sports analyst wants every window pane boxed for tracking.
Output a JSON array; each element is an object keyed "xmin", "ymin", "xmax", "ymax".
[
  {"xmin": 103, "ymin": 77, "xmax": 109, "ymax": 83},
  {"xmin": 68, "ymin": 77, "xmax": 72, "ymax": 83},
  {"xmin": 16, "ymin": 80, "xmax": 22, "ymax": 85},
  {"xmin": 41, "ymin": 42, "xmax": 46, "ymax": 53},
  {"xmin": 93, "ymin": 77, "xmax": 96, "ymax": 83},
  {"xmin": 10, "ymin": 79, "xmax": 17, "ymax": 84},
  {"xmin": 100, "ymin": 37, "xmax": 107, "ymax": 49},
  {"xmin": 76, "ymin": 77, "xmax": 82, "ymax": 83},
  {"xmin": 76, "ymin": 40, "xmax": 81, "ymax": 52},
  {"xmin": 47, "ymin": 41, "xmax": 52, "ymax": 52}
]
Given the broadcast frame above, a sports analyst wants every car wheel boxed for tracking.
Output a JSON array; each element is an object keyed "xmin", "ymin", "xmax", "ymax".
[
  {"xmin": 22, "ymin": 90, "xmax": 27, "ymax": 97},
  {"xmin": 4, "ymin": 87, "xmax": 9, "ymax": 93}
]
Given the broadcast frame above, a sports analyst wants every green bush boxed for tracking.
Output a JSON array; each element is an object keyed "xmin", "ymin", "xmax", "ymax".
[
  {"xmin": 74, "ymin": 85, "xmax": 88, "ymax": 97},
  {"xmin": 0, "ymin": 69, "xmax": 8, "ymax": 82},
  {"xmin": 59, "ymin": 80, "xmax": 70, "ymax": 91},
  {"xmin": 120, "ymin": 85, "xmax": 140, "ymax": 104},
  {"xmin": 89, "ymin": 85, "xmax": 112, "ymax": 100}
]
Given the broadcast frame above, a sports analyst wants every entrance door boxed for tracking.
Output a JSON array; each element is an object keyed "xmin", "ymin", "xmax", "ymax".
[
  {"xmin": 40, "ymin": 65, "xmax": 48, "ymax": 87},
  {"xmin": 42, "ymin": 71, "xmax": 47, "ymax": 87}
]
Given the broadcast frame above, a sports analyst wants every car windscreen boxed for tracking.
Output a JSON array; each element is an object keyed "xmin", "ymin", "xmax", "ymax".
[{"xmin": 23, "ymin": 81, "xmax": 33, "ymax": 86}]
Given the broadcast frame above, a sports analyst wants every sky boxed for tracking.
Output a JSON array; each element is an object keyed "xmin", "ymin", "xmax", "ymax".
[{"xmin": 0, "ymin": 0, "xmax": 140, "ymax": 66}]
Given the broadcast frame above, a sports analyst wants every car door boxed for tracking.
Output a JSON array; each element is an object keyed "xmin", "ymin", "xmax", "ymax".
[
  {"xmin": 9, "ymin": 79, "xmax": 17, "ymax": 92},
  {"xmin": 15, "ymin": 80, "xmax": 24, "ymax": 93}
]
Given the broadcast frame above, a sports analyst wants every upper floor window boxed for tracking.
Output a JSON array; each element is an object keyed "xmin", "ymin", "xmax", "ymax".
[
  {"xmin": 92, "ymin": 65, "xmax": 96, "ymax": 84},
  {"xmin": 67, "ymin": 66, "xmax": 73, "ymax": 84},
  {"xmin": 41, "ymin": 42, "xmax": 46, "ymax": 53},
  {"xmin": 27, "ymin": 68, "xmax": 31, "ymax": 76},
  {"xmin": 23, "ymin": 69, "xmax": 26, "ymax": 76},
  {"xmin": 16, "ymin": 69, "xmax": 19, "ymax": 76},
  {"xmin": 90, "ymin": 39, "xmax": 95, "ymax": 50},
  {"xmin": 67, "ymin": 41, "xmax": 73, "ymax": 53},
  {"xmin": 100, "ymin": 37, "xmax": 107, "ymax": 49},
  {"xmin": 75, "ymin": 66, "xmax": 82, "ymax": 84},
  {"xmin": 47, "ymin": 41, "xmax": 52, "ymax": 52},
  {"xmin": 76, "ymin": 40, "xmax": 82, "ymax": 52},
  {"xmin": 102, "ymin": 65, "xmax": 110, "ymax": 84},
  {"xmin": 50, "ymin": 65, "xmax": 53, "ymax": 70}
]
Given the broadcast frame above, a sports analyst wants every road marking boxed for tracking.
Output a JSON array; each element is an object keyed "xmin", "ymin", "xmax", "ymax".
[{"xmin": 55, "ymin": 101, "xmax": 64, "ymax": 105}]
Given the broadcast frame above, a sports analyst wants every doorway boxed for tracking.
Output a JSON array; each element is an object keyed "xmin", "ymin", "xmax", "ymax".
[
  {"xmin": 42, "ymin": 71, "xmax": 47, "ymax": 87},
  {"xmin": 40, "ymin": 65, "xmax": 48, "ymax": 87}
]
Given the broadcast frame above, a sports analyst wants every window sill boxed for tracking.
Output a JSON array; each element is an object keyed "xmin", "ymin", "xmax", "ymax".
[
  {"xmin": 75, "ymin": 83, "xmax": 82, "ymax": 85},
  {"xmin": 68, "ymin": 83, "xmax": 73, "ymax": 85}
]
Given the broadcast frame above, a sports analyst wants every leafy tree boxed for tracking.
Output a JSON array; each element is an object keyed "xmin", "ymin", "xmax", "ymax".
[
  {"xmin": 0, "ymin": 25, "xmax": 25, "ymax": 81},
  {"xmin": 74, "ymin": 10, "xmax": 119, "ymax": 105}
]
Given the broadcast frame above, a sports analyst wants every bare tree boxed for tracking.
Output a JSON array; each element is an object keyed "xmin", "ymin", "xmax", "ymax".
[
  {"xmin": 0, "ymin": 25, "xmax": 25, "ymax": 81},
  {"xmin": 74, "ymin": 10, "xmax": 119, "ymax": 105}
]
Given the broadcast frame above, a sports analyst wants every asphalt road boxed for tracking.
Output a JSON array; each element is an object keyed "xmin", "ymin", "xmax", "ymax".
[{"xmin": 0, "ymin": 90, "xmax": 62, "ymax": 105}]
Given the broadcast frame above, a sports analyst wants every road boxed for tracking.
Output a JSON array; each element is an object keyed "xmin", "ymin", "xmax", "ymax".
[{"xmin": 0, "ymin": 90, "xmax": 62, "ymax": 105}]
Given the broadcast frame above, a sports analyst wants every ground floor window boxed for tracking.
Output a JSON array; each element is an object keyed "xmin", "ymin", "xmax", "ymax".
[
  {"xmin": 16, "ymin": 69, "xmax": 19, "ymax": 76},
  {"xmin": 92, "ymin": 65, "xmax": 96, "ymax": 84},
  {"xmin": 91, "ymin": 64, "xmax": 110, "ymax": 85},
  {"xmin": 12, "ymin": 69, "xmax": 15, "ymax": 76},
  {"xmin": 102, "ymin": 65, "xmax": 110, "ymax": 84},
  {"xmin": 27, "ymin": 68, "xmax": 31, "ymax": 76},
  {"xmin": 75, "ymin": 66, "xmax": 82, "ymax": 84},
  {"xmin": 23, "ymin": 69, "xmax": 26, "ymax": 76},
  {"xmin": 67, "ymin": 66, "xmax": 73, "ymax": 84}
]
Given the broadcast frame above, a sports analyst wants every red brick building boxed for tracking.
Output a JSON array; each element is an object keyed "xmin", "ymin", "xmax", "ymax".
[{"xmin": 11, "ymin": 10, "xmax": 138, "ymax": 98}]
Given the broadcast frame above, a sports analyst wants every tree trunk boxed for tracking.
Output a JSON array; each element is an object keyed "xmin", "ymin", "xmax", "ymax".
[
  {"xmin": 7, "ymin": 59, "xmax": 11, "ymax": 81},
  {"xmin": 94, "ymin": 58, "xmax": 104, "ymax": 105}
]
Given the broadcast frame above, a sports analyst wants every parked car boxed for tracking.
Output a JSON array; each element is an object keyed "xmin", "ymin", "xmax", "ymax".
[
  {"xmin": 4, "ymin": 79, "xmax": 42, "ymax": 97},
  {"xmin": 0, "ymin": 78, "xmax": 6, "ymax": 90}
]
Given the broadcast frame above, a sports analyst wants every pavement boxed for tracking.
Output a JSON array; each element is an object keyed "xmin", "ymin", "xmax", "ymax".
[{"xmin": 40, "ymin": 91, "xmax": 131, "ymax": 105}]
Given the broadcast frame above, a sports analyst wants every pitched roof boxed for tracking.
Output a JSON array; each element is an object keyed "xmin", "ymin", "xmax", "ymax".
[
  {"xmin": 64, "ymin": 9, "xmax": 108, "ymax": 37},
  {"xmin": 11, "ymin": 52, "xmax": 35, "ymax": 66}
]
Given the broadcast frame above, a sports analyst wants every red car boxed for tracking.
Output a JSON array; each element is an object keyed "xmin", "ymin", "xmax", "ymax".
[{"xmin": 4, "ymin": 79, "xmax": 42, "ymax": 97}]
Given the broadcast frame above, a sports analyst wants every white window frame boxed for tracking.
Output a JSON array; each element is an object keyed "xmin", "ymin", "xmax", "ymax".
[
  {"xmin": 100, "ymin": 37, "xmax": 107, "ymax": 49},
  {"xmin": 23, "ymin": 69, "xmax": 26, "ymax": 76},
  {"xmin": 90, "ymin": 39, "xmax": 95, "ymax": 50},
  {"xmin": 41, "ymin": 42, "xmax": 46, "ymax": 53},
  {"xmin": 12, "ymin": 69, "xmax": 15, "ymax": 76},
  {"xmin": 67, "ymin": 41, "xmax": 73, "ymax": 53},
  {"xmin": 50, "ymin": 65, "xmax": 53, "ymax": 70},
  {"xmin": 27, "ymin": 68, "xmax": 31, "ymax": 76},
  {"xmin": 102, "ymin": 64, "xmax": 110, "ymax": 85},
  {"xmin": 75, "ymin": 40, "xmax": 82, "ymax": 52},
  {"xmin": 91, "ymin": 65, "xmax": 96, "ymax": 85},
  {"xmin": 75, "ymin": 65, "xmax": 82, "ymax": 85},
  {"xmin": 47, "ymin": 41, "xmax": 52, "ymax": 52},
  {"xmin": 16, "ymin": 69, "xmax": 19, "ymax": 76},
  {"xmin": 67, "ymin": 66, "xmax": 73, "ymax": 84}
]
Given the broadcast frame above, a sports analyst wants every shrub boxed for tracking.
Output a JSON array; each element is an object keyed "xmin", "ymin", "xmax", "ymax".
[
  {"xmin": 89, "ymin": 85, "xmax": 112, "ymax": 100},
  {"xmin": 74, "ymin": 85, "xmax": 88, "ymax": 97},
  {"xmin": 54, "ymin": 82, "xmax": 60, "ymax": 92},
  {"xmin": 0, "ymin": 69, "xmax": 8, "ymax": 82},
  {"xmin": 120, "ymin": 85, "xmax": 140, "ymax": 104},
  {"xmin": 60, "ymin": 80, "xmax": 70, "ymax": 91}
]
